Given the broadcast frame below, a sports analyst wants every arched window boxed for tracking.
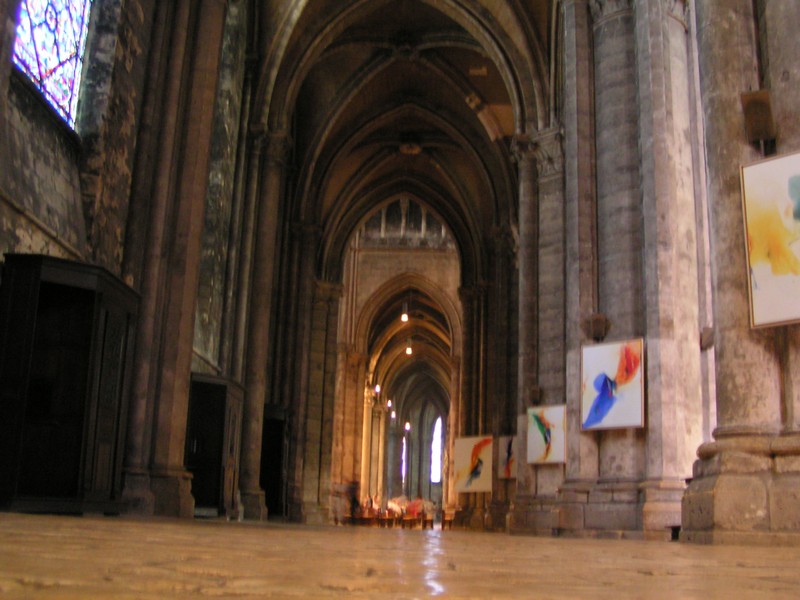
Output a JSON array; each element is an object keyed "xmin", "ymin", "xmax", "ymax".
[
  {"xmin": 401, "ymin": 435, "xmax": 407, "ymax": 489},
  {"xmin": 430, "ymin": 416, "xmax": 442, "ymax": 483},
  {"xmin": 13, "ymin": 0, "xmax": 95, "ymax": 127}
]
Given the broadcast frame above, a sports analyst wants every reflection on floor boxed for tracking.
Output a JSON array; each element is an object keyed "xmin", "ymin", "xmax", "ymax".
[{"xmin": 1, "ymin": 512, "xmax": 799, "ymax": 598}]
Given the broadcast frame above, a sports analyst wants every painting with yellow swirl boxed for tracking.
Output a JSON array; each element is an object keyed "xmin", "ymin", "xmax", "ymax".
[{"xmin": 741, "ymin": 151, "xmax": 800, "ymax": 327}]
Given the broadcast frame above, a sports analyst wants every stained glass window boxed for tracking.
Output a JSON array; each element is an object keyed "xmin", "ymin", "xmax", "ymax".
[{"xmin": 13, "ymin": 0, "xmax": 95, "ymax": 128}]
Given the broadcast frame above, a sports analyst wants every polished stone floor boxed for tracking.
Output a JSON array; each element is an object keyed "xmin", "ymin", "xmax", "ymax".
[{"xmin": 1, "ymin": 512, "xmax": 800, "ymax": 599}]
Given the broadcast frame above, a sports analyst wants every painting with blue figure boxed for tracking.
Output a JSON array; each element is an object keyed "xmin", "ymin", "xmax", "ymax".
[
  {"xmin": 496, "ymin": 436, "xmax": 517, "ymax": 479},
  {"xmin": 526, "ymin": 405, "xmax": 566, "ymax": 464},
  {"xmin": 454, "ymin": 436, "xmax": 493, "ymax": 493},
  {"xmin": 582, "ymin": 373, "xmax": 617, "ymax": 429},
  {"xmin": 580, "ymin": 339, "xmax": 644, "ymax": 430}
]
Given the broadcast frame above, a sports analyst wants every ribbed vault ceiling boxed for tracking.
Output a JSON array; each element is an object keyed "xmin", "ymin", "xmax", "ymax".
[{"xmin": 267, "ymin": 0, "xmax": 552, "ymax": 428}]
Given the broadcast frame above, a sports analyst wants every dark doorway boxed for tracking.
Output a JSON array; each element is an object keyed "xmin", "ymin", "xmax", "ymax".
[
  {"xmin": 18, "ymin": 283, "xmax": 93, "ymax": 498},
  {"xmin": 260, "ymin": 408, "xmax": 286, "ymax": 519},
  {"xmin": 185, "ymin": 380, "xmax": 226, "ymax": 515}
]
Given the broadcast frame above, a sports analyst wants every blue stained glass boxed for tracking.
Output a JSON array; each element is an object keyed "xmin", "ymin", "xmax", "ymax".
[{"xmin": 13, "ymin": 0, "xmax": 95, "ymax": 128}]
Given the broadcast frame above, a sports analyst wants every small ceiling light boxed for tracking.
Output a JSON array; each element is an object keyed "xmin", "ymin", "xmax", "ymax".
[
  {"xmin": 404, "ymin": 421, "xmax": 411, "ymax": 431},
  {"xmin": 374, "ymin": 384, "xmax": 381, "ymax": 394},
  {"xmin": 387, "ymin": 399, "xmax": 392, "ymax": 408},
  {"xmin": 391, "ymin": 410, "xmax": 396, "ymax": 419},
  {"xmin": 401, "ymin": 301, "xmax": 408, "ymax": 322},
  {"xmin": 405, "ymin": 341, "xmax": 412, "ymax": 355}
]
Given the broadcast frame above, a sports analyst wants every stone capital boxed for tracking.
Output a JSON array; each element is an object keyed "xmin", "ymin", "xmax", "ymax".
[
  {"xmin": 590, "ymin": 0, "xmax": 632, "ymax": 22},
  {"xmin": 314, "ymin": 279, "xmax": 343, "ymax": 303},
  {"xmin": 266, "ymin": 130, "xmax": 292, "ymax": 165},
  {"xmin": 511, "ymin": 130, "xmax": 564, "ymax": 179},
  {"xmin": 510, "ymin": 133, "xmax": 536, "ymax": 164},
  {"xmin": 532, "ymin": 128, "xmax": 564, "ymax": 179}
]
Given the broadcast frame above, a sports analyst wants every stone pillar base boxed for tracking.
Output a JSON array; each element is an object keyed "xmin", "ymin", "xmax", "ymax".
[
  {"xmin": 640, "ymin": 479, "xmax": 685, "ymax": 541},
  {"xmin": 555, "ymin": 479, "xmax": 642, "ymax": 539},
  {"xmin": 121, "ymin": 469, "xmax": 155, "ymax": 516},
  {"xmin": 150, "ymin": 469, "xmax": 194, "ymax": 518},
  {"xmin": 508, "ymin": 494, "xmax": 559, "ymax": 535},
  {"xmin": 584, "ymin": 480, "xmax": 641, "ymax": 538},
  {"xmin": 555, "ymin": 479, "xmax": 592, "ymax": 535},
  {"xmin": 488, "ymin": 500, "xmax": 509, "ymax": 531},
  {"xmin": 240, "ymin": 489, "xmax": 268, "ymax": 521},
  {"xmin": 302, "ymin": 501, "xmax": 329, "ymax": 525},
  {"xmin": 682, "ymin": 434, "xmax": 800, "ymax": 545}
]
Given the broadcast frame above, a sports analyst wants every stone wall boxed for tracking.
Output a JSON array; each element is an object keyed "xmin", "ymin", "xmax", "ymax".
[{"xmin": 1, "ymin": 76, "xmax": 86, "ymax": 259}]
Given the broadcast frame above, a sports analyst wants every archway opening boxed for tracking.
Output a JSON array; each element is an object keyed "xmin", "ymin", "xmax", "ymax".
[{"xmin": 332, "ymin": 195, "xmax": 461, "ymax": 518}]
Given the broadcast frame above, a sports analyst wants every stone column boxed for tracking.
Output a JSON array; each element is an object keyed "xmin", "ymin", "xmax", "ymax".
[
  {"xmin": 761, "ymin": 0, "xmax": 800, "ymax": 434},
  {"xmin": 377, "ymin": 405, "xmax": 387, "ymax": 501},
  {"xmin": 490, "ymin": 226, "xmax": 515, "ymax": 525},
  {"xmin": 534, "ymin": 127, "xmax": 566, "ymax": 499},
  {"xmin": 121, "ymin": 0, "xmax": 182, "ymax": 515},
  {"xmin": 229, "ymin": 130, "xmax": 263, "ymax": 382},
  {"xmin": 301, "ymin": 280, "xmax": 342, "ymax": 524},
  {"xmin": 458, "ymin": 285, "xmax": 488, "ymax": 524},
  {"xmin": 359, "ymin": 383, "xmax": 373, "ymax": 499},
  {"xmin": 633, "ymin": 0, "xmax": 703, "ymax": 538},
  {"xmin": 510, "ymin": 128, "xmax": 566, "ymax": 534},
  {"xmin": 510, "ymin": 135, "xmax": 539, "ymax": 528},
  {"xmin": 587, "ymin": 0, "xmax": 645, "ymax": 534},
  {"xmin": 239, "ymin": 131, "xmax": 291, "ymax": 520},
  {"xmin": 681, "ymin": 0, "xmax": 785, "ymax": 544},
  {"xmin": 286, "ymin": 224, "xmax": 320, "ymax": 521},
  {"xmin": 445, "ymin": 357, "xmax": 460, "ymax": 509},
  {"xmin": 218, "ymin": 64, "xmax": 254, "ymax": 377},
  {"xmin": 514, "ymin": 136, "xmax": 539, "ymax": 416},
  {"xmin": 458, "ymin": 287, "xmax": 478, "ymax": 435},
  {"xmin": 559, "ymin": 0, "xmax": 600, "ymax": 531},
  {"xmin": 332, "ymin": 347, "xmax": 366, "ymax": 485},
  {"xmin": 148, "ymin": 0, "xmax": 228, "ymax": 517}
]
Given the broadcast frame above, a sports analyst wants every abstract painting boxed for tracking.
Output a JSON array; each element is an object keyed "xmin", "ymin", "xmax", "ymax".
[
  {"xmin": 740, "ymin": 150, "xmax": 800, "ymax": 327},
  {"xmin": 496, "ymin": 435, "xmax": 517, "ymax": 479},
  {"xmin": 581, "ymin": 339, "xmax": 644, "ymax": 430},
  {"xmin": 526, "ymin": 405, "xmax": 566, "ymax": 464},
  {"xmin": 454, "ymin": 436, "xmax": 493, "ymax": 493}
]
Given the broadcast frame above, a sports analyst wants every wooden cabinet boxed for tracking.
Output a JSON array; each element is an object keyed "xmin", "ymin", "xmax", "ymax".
[
  {"xmin": 0, "ymin": 254, "xmax": 138, "ymax": 514},
  {"xmin": 185, "ymin": 374, "xmax": 243, "ymax": 519}
]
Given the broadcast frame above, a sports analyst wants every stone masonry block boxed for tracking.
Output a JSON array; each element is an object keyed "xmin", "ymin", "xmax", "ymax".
[
  {"xmin": 584, "ymin": 503, "xmax": 639, "ymax": 531},
  {"xmin": 587, "ymin": 490, "xmax": 613, "ymax": 504},
  {"xmin": 682, "ymin": 476, "xmax": 716, "ymax": 531},
  {"xmin": 713, "ymin": 475, "xmax": 769, "ymax": 531},
  {"xmin": 558, "ymin": 504, "xmax": 585, "ymax": 531},
  {"xmin": 774, "ymin": 456, "xmax": 800, "ymax": 474},
  {"xmin": 769, "ymin": 476, "xmax": 800, "ymax": 531},
  {"xmin": 612, "ymin": 490, "xmax": 639, "ymax": 503}
]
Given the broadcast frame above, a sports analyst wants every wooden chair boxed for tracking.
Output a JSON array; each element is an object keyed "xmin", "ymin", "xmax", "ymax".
[{"xmin": 441, "ymin": 509, "xmax": 455, "ymax": 530}]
